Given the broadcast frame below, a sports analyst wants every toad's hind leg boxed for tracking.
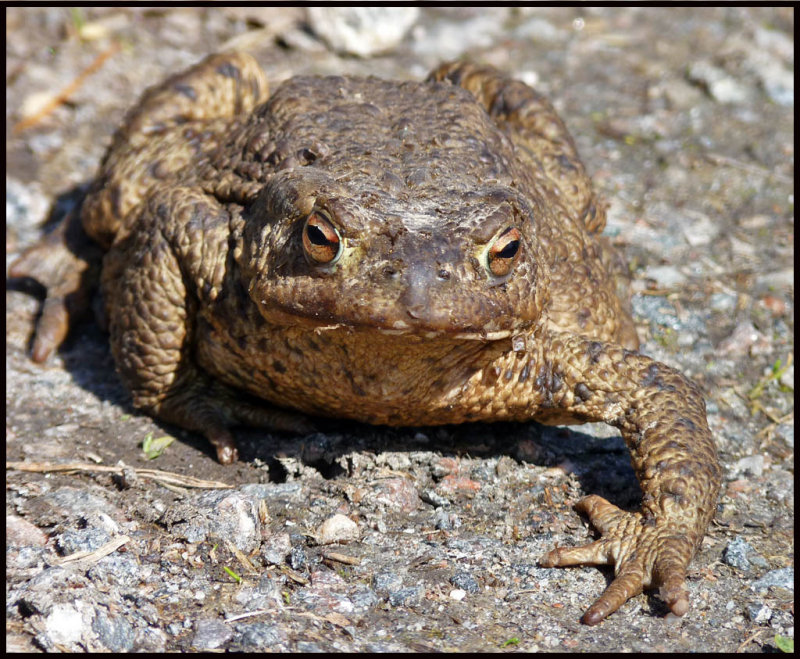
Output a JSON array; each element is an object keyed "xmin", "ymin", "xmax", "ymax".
[
  {"xmin": 428, "ymin": 61, "xmax": 604, "ymax": 233},
  {"xmin": 83, "ymin": 52, "xmax": 269, "ymax": 249},
  {"xmin": 105, "ymin": 52, "xmax": 269, "ymax": 152},
  {"xmin": 104, "ymin": 186, "xmax": 310, "ymax": 463},
  {"xmin": 10, "ymin": 53, "xmax": 270, "ymax": 363}
]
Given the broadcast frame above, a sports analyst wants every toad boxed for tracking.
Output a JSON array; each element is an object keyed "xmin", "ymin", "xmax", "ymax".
[{"xmin": 10, "ymin": 53, "xmax": 721, "ymax": 625}]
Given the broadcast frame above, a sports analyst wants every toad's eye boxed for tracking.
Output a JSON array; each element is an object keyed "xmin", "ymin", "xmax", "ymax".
[
  {"xmin": 302, "ymin": 210, "xmax": 342, "ymax": 264},
  {"xmin": 487, "ymin": 227, "xmax": 521, "ymax": 277}
]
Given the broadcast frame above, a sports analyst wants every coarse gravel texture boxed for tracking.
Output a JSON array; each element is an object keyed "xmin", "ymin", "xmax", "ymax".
[{"xmin": 6, "ymin": 6, "xmax": 794, "ymax": 653}]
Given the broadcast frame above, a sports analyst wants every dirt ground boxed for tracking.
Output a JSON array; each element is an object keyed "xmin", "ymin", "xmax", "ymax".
[{"xmin": 6, "ymin": 7, "xmax": 794, "ymax": 652}]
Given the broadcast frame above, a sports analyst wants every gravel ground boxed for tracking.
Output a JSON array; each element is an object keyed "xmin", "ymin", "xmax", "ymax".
[{"xmin": 6, "ymin": 7, "xmax": 794, "ymax": 653}]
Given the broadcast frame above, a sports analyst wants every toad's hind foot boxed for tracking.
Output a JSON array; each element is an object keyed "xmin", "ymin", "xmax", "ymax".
[
  {"xmin": 8, "ymin": 205, "xmax": 102, "ymax": 362},
  {"xmin": 540, "ymin": 494, "xmax": 694, "ymax": 625}
]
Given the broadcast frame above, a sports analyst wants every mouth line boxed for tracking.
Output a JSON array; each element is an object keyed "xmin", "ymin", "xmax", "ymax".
[
  {"xmin": 378, "ymin": 327, "xmax": 512, "ymax": 340},
  {"xmin": 259, "ymin": 302, "xmax": 520, "ymax": 341},
  {"xmin": 310, "ymin": 325, "xmax": 514, "ymax": 341}
]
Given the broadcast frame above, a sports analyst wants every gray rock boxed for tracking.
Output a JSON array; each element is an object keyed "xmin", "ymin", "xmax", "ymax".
[
  {"xmin": 6, "ymin": 177, "xmax": 49, "ymax": 242},
  {"xmin": 388, "ymin": 585, "xmax": 424, "ymax": 607},
  {"xmin": 745, "ymin": 35, "xmax": 793, "ymax": 107},
  {"xmin": 679, "ymin": 209, "xmax": 719, "ymax": 246},
  {"xmin": 422, "ymin": 489, "xmax": 451, "ymax": 508},
  {"xmin": 238, "ymin": 622, "xmax": 287, "ymax": 648},
  {"xmin": 709, "ymin": 293, "xmax": 737, "ymax": 313},
  {"xmin": 717, "ymin": 322, "xmax": 768, "ymax": 357},
  {"xmin": 641, "ymin": 265, "xmax": 687, "ymax": 288},
  {"xmin": 7, "ymin": 545, "xmax": 47, "ymax": 571},
  {"xmin": 746, "ymin": 602, "xmax": 773, "ymax": 623},
  {"xmin": 631, "ymin": 295, "xmax": 680, "ymax": 330},
  {"xmin": 372, "ymin": 570, "xmax": 404, "ymax": 595},
  {"xmin": 56, "ymin": 526, "xmax": 111, "ymax": 556},
  {"xmin": 192, "ymin": 618, "xmax": 233, "ymax": 650},
  {"xmin": 433, "ymin": 508, "xmax": 461, "ymax": 531},
  {"xmin": 307, "ymin": 7, "xmax": 419, "ymax": 57},
  {"xmin": 133, "ymin": 625, "xmax": 168, "ymax": 652},
  {"xmin": 261, "ymin": 531, "xmax": 292, "ymax": 565},
  {"xmin": 6, "ymin": 514, "xmax": 48, "ymax": 547},
  {"xmin": 316, "ymin": 513, "xmax": 359, "ymax": 544},
  {"xmin": 774, "ymin": 423, "xmax": 793, "ymax": 448},
  {"xmin": 723, "ymin": 536, "xmax": 767, "ymax": 571},
  {"xmin": 234, "ymin": 577, "xmax": 282, "ymax": 611},
  {"xmin": 38, "ymin": 600, "xmax": 94, "ymax": 651},
  {"xmin": 171, "ymin": 490, "xmax": 263, "ymax": 553},
  {"xmin": 513, "ymin": 17, "xmax": 565, "ymax": 43},
  {"xmin": 778, "ymin": 364, "xmax": 793, "ymax": 390},
  {"xmin": 751, "ymin": 568, "xmax": 794, "ymax": 593},
  {"xmin": 450, "ymin": 571, "xmax": 480, "ymax": 594},
  {"xmin": 350, "ymin": 585, "xmax": 380, "ymax": 611},
  {"xmin": 296, "ymin": 640, "xmax": 325, "ymax": 652},
  {"xmin": 410, "ymin": 10, "xmax": 507, "ymax": 60},
  {"xmin": 290, "ymin": 545, "xmax": 307, "ymax": 570},
  {"xmin": 754, "ymin": 268, "xmax": 794, "ymax": 293},
  {"xmin": 92, "ymin": 609, "xmax": 135, "ymax": 652}
]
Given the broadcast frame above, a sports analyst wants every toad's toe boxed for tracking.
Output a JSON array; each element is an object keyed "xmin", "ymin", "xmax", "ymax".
[{"xmin": 540, "ymin": 494, "xmax": 696, "ymax": 624}]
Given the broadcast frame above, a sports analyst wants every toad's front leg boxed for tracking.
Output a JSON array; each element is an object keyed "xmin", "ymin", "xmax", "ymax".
[
  {"xmin": 102, "ymin": 185, "xmax": 311, "ymax": 463},
  {"xmin": 507, "ymin": 330, "xmax": 721, "ymax": 624}
]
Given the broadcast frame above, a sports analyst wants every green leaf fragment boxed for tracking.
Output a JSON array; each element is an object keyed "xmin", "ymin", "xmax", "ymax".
[
  {"xmin": 223, "ymin": 566, "xmax": 241, "ymax": 583},
  {"xmin": 142, "ymin": 432, "xmax": 175, "ymax": 459},
  {"xmin": 775, "ymin": 634, "xmax": 793, "ymax": 653}
]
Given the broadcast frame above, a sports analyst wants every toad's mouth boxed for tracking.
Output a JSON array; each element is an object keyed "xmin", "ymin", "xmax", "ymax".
[
  {"xmin": 296, "ymin": 324, "xmax": 516, "ymax": 341},
  {"xmin": 372, "ymin": 326, "xmax": 515, "ymax": 341},
  {"xmin": 250, "ymin": 278, "xmax": 534, "ymax": 340},
  {"xmin": 251, "ymin": 299, "xmax": 528, "ymax": 343}
]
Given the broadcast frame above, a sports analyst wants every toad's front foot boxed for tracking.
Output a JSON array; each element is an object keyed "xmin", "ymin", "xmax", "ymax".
[
  {"xmin": 148, "ymin": 378, "xmax": 317, "ymax": 464},
  {"xmin": 540, "ymin": 494, "xmax": 697, "ymax": 625}
]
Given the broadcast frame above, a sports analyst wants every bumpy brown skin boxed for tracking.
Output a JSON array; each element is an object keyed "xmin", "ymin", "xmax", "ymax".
[{"xmin": 11, "ymin": 53, "xmax": 722, "ymax": 625}]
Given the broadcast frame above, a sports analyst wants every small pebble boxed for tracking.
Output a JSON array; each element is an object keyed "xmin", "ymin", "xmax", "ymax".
[
  {"xmin": 731, "ymin": 455, "xmax": 766, "ymax": 478},
  {"xmin": 746, "ymin": 603, "xmax": 773, "ymax": 624},
  {"xmin": 450, "ymin": 571, "xmax": 480, "ymax": 594},
  {"xmin": 316, "ymin": 514, "xmax": 359, "ymax": 544},
  {"xmin": 192, "ymin": 618, "xmax": 233, "ymax": 651}
]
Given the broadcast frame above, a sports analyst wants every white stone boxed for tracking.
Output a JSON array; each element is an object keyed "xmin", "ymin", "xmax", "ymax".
[
  {"xmin": 307, "ymin": 7, "xmax": 419, "ymax": 57},
  {"xmin": 44, "ymin": 603, "xmax": 87, "ymax": 646},
  {"xmin": 642, "ymin": 264, "xmax": 687, "ymax": 288},
  {"xmin": 316, "ymin": 513, "xmax": 359, "ymax": 544}
]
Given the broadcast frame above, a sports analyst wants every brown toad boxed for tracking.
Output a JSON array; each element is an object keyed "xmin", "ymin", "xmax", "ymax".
[{"xmin": 11, "ymin": 53, "xmax": 721, "ymax": 625}]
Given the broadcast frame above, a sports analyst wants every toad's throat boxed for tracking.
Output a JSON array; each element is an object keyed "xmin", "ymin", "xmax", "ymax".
[{"xmin": 195, "ymin": 322, "xmax": 516, "ymax": 424}]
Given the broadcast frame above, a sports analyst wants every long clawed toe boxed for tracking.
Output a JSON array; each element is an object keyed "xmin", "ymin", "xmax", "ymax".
[{"xmin": 540, "ymin": 494, "xmax": 694, "ymax": 624}]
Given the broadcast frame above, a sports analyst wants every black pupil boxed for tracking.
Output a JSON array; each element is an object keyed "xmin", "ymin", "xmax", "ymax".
[
  {"xmin": 496, "ymin": 240, "xmax": 519, "ymax": 259},
  {"xmin": 307, "ymin": 223, "xmax": 333, "ymax": 246}
]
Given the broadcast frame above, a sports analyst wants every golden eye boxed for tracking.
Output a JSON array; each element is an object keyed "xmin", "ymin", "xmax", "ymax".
[
  {"xmin": 487, "ymin": 227, "xmax": 521, "ymax": 277},
  {"xmin": 302, "ymin": 210, "xmax": 341, "ymax": 264}
]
